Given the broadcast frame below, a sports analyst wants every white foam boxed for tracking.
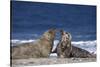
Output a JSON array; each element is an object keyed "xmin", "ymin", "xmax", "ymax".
[
  {"xmin": 50, "ymin": 53, "xmax": 57, "ymax": 57},
  {"xmin": 52, "ymin": 40, "xmax": 59, "ymax": 52},
  {"xmin": 11, "ymin": 39, "xmax": 35, "ymax": 44},
  {"xmin": 72, "ymin": 40, "xmax": 96, "ymax": 54},
  {"xmin": 72, "ymin": 40, "xmax": 96, "ymax": 45}
]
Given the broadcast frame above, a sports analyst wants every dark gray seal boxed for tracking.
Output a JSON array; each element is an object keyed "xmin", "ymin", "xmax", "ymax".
[
  {"xmin": 52, "ymin": 30, "xmax": 96, "ymax": 58},
  {"xmin": 56, "ymin": 30, "xmax": 72, "ymax": 58}
]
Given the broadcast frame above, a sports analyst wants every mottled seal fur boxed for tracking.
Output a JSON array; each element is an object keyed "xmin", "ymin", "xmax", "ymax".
[
  {"xmin": 52, "ymin": 30, "xmax": 96, "ymax": 58},
  {"xmin": 70, "ymin": 46, "xmax": 96, "ymax": 58},
  {"xmin": 11, "ymin": 29, "xmax": 56, "ymax": 59},
  {"xmin": 55, "ymin": 30, "xmax": 72, "ymax": 58}
]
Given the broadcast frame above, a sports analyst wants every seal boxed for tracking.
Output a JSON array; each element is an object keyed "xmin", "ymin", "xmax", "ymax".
[
  {"xmin": 56, "ymin": 30, "xmax": 72, "ymax": 58},
  {"xmin": 11, "ymin": 29, "xmax": 56, "ymax": 59},
  {"xmin": 52, "ymin": 30, "xmax": 96, "ymax": 58}
]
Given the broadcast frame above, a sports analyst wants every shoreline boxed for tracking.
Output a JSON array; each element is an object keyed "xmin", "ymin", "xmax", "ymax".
[{"xmin": 11, "ymin": 58, "xmax": 96, "ymax": 67}]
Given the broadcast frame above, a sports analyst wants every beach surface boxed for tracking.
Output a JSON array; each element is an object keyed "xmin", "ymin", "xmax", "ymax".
[
  {"xmin": 11, "ymin": 58, "xmax": 96, "ymax": 67},
  {"xmin": 11, "ymin": 40, "xmax": 97, "ymax": 67}
]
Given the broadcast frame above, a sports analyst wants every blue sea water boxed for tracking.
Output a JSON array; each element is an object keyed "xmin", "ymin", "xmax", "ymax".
[
  {"xmin": 11, "ymin": 1, "xmax": 96, "ymax": 53},
  {"xmin": 11, "ymin": 1, "xmax": 96, "ymax": 41}
]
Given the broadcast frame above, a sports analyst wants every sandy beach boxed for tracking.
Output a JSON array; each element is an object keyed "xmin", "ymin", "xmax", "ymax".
[{"xmin": 11, "ymin": 58, "xmax": 96, "ymax": 67}]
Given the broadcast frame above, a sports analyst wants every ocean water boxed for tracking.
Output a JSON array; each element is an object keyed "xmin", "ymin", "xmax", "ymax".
[{"xmin": 11, "ymin": 1, "xmax": 96, "ymax": 54}]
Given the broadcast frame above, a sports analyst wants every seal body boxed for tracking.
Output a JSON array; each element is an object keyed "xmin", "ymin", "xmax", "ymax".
[
  {"xmin": 70, "ymin": 46, "xmax": 96, "ymax": 58},
  {"xmin": 56, "ymin": 30, "xmax": 72, "ymax": 58},
  {"xmin": 53, "ymin": 30, "xmax": 96, "ymax": 58},
  {"xmin": 11, "ymin": 29, "xmax": 56, "ymax": 59}
]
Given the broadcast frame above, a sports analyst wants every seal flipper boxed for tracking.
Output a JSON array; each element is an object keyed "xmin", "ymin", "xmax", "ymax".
[{"xmin": 52, "ymin": 47, "xmax": 57, "ymax": 53}]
